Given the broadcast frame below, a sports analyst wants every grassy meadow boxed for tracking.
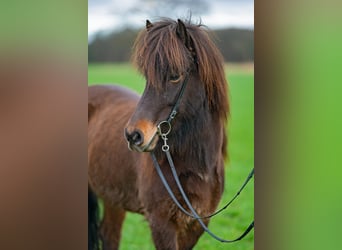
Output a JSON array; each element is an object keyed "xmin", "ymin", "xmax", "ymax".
[{"xmin": 88, "ymin": 63, "xmax": 254, "ymax": 250}]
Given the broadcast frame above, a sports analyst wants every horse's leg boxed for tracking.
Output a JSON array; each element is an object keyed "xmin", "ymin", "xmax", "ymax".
[
  {"xmin": 100, "ymin": 203, "xmax": 126, "ymax": 250},
  {"xmin": 148, "ymin": 215, "xmax": 178, "ymax": 250},
  {"xmin": 177, "ymin": 220, "xmax": 207, "ymax": 250}
]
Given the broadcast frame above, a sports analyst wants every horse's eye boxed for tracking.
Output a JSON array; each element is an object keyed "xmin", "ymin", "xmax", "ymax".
[{"xmin": 169, "ymin": 74, "xmax": 181, "ymax": 84}]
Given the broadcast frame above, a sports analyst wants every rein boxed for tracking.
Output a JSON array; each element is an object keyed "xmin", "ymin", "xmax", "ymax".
[{"xmin": 150, "ymin": 74, "xmax": 254, "ymax": 243}]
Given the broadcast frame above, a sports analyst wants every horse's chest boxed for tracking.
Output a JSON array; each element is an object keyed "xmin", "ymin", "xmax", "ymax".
[{"xmin": 142, "ymin": 171, "xmax": 220, "ymax": 218}]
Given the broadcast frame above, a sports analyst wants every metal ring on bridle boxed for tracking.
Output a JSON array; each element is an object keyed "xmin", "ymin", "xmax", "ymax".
[
  {"xmin": 157, "ymin": 120, "xmax": 172, "ymax": 136},
  {"xmin": 162, "ymin": 144, "xmax": 169, "ymax": 152}
]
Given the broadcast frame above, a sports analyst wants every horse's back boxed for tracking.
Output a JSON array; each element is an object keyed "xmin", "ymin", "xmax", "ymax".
[
  {"xmin": 88, "ymin": 84, "xmax": 139, "ymax": 117},
  {"xmin": 88, "ymin": 84, "xmax": 139, "ymax": 135},
  {"xmin": 88, "ymin": 85, "xmax": 142, "ymax": 211}
]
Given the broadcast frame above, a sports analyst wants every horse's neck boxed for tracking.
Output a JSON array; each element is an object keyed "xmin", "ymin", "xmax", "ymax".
[{"xmin": 167, "ymin": 111, "xmax": 224, "ymax": 172}]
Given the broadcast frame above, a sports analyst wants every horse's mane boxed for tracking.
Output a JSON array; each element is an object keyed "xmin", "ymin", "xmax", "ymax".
[{"xmin": 132, "ymin": 18, "xmax": 229, "ymax": 121}]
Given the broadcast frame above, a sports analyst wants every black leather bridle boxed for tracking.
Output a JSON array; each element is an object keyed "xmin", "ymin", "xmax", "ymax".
[{"xmin": 150, "ymin": 72, "xmax": 255, "ymax": 243}]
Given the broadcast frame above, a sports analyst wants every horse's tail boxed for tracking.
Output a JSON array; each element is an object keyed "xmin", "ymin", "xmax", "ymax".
[{"xmin": 88, "ymin": 186, "xmax": 101, "ymax": 250}]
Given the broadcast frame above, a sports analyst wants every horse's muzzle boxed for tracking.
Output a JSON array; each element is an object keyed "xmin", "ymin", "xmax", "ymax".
[{"xmin": 124, "ymin": 124, "xmax": 159, "ymax": 152}]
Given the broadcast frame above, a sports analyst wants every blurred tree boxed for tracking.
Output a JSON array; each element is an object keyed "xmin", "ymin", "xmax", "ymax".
[
  {"xmin": 214, "ymin": 28, "xmax": 254, "ymax": 62},
  {"xmin": 88, "ymin": 28, "xmax": 253, "ymax": 62},
  {"xmin": 89, "ymin": 29, "xmax": 137, "ymax": 62}
]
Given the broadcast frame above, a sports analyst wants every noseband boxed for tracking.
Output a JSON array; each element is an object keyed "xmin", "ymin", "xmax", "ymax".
[{"xmin": 150, "ymin": 73, "xmax": 255, "ymax": 243}]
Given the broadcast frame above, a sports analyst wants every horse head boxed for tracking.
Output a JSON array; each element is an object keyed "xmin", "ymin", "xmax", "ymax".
[
  {"xmin": 125, "ymin": 18, "xmax": 228, "ymax": 153},
  {"xmin": 125, "ymin": 19, "xmax": 199, "ymax": 152}
]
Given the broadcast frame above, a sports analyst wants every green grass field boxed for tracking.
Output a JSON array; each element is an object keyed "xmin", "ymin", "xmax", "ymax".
[{"xmin": 88, "ymin": 63, "xmax": 254, "ymax": 250}]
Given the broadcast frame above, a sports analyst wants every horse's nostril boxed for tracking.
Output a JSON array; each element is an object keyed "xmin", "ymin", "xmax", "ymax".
[
  {"xmin": 125, "ymin": 129, "xmax": 144, "ymax": 146},
  {"xmin": 132, "ymin": 131, "xmax": 143, "ymax": 145}
]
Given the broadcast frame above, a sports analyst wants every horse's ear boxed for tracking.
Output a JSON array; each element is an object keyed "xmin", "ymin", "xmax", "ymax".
[
  {"xmin": 146, "ymin": 20, "xmax": 153, "ymax": 31},
  {"xmin": 176, "ymin": 19, "xmax": 194, "ymax": 52}
]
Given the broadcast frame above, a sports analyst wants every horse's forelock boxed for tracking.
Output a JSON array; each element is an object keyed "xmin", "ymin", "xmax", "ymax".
[
  {"xmin": 133, "ymin": 20, "xmax": 192, "ymax": 87},
  {"xmin": 132, "ymin": 18, "xmax": 229, "ymax": 120}
]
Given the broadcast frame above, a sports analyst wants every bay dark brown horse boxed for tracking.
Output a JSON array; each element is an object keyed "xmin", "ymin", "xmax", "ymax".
[{"xmin": 88, "ymin": 18, "xmax": 229, "ymax": 250}]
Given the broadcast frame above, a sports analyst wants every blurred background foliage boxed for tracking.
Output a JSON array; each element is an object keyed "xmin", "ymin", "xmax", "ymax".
[
  {"xmin": 88, "ymin": 27, "xmax": 253, "ymax": 62},
  {"xmin": 88, "ymin": 0, "xmax": 254, "ymax": 63}
]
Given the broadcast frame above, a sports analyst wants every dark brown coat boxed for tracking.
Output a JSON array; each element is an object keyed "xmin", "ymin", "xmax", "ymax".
[{"xmin": 88, "ymin": 18, "xmax": 229, "ymax": 250}]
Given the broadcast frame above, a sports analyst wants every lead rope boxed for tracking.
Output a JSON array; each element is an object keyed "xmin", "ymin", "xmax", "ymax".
[
  {"xmin": 150, "ymin": 151, "xmax": 254, "ymax": 243},
  {"xmin": 156, "ymin": 121, "xmax": 254, "ymax": 220},
  {"xmin": 150, "ymin": 121, "xmax": 254, "ymax": 243}
]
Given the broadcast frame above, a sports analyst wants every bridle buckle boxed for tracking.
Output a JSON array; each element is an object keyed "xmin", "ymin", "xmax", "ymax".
[{"xmin": 157, "ymin": 120, "xmax": 171, "ymax": 152}]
